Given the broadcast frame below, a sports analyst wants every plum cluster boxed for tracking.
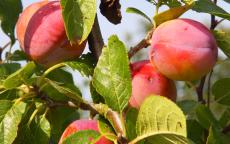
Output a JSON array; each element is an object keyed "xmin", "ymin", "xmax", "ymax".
[{"xmin": 129, "ymin": 18, "xmax": 217, "ymax": 108}]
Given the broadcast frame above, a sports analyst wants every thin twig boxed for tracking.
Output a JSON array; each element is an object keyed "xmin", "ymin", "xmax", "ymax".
[
  {"xmin": 196, "ymin": 76, "xmax": 206, "ymax": 104},
  {"xmin": 0, "ymin": 41, "xmax": 11, "ymax": 62},
  {"xmin": 128, "ymin": 28, "xmax": 154, "ymax": 59}
]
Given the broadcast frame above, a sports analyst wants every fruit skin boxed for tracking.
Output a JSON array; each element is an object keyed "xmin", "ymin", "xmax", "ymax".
[
  {"xmin": 59, "ymin": 119, "xmax": 113, "ymax": 144},
  {"xmin": 149, "ymin": 18, "xmax": 217, "ymax": 81},
  {"xmin": 16, "ymin": 1, "xmax": 86, "ymax": 67},
  {"xmin": 129, "ymin": 60, "xmax": 177, "ymax": 109}
]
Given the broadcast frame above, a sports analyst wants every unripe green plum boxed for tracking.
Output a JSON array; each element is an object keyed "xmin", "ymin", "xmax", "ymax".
[
  {"xmin": 59, "ymin": 119, "xmax": 113, "ymax": 144},
  {"xmin": 16, "ymin": 1, "xmax": 86, "ymax": 67},
  {"xmin": 129, "ymin": 60, "xmax": 177, "ymax": 109},
  {"xmin": 149, "ymin": 18, "xmax": 217, "ymax": 81}
]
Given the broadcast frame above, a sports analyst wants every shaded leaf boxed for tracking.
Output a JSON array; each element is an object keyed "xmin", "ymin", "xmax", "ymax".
[
  {"xmin": 213, "ymin": 30, "xmax": 230, "ymax": 58},
  {"xmin": 125, "ymin": 108, "xmax": 138, "ymax": 141},
  {"xmin": 195, "ymin": 105, "xmax": 221, "ymax": 130},
  {"xmin": 47, "ymin": 107, "xmax": 80, "ymax": 144},
  {"xmin": 44, "ymin": 78, "xmax": 82, "ymax": 103},
  {"xmin": 0, "ymin": 63, "xmax": 21, "ymax": 84},
  {"xmin": 126, "ymin": 7, "xmax": 152, "ymax": 24},
  {"xmin": 207, "ymin": 126, "xmax": 224, "ymax": 144},
  {"xmin": 0, "ymin": 0, "xmax": 22, "ymax": 44},
  {"xmin": 187, "ymin": 120, "xmax": 206, "ymax": 144},
  {"xmin": 212, "ymin": 78, "xmax": 230, "ymax": 106},
  {"xmin": 192, "ymin": 0, "xmax": 230, "ymax": 20}
]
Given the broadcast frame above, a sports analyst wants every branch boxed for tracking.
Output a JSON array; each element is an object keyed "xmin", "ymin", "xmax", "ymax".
[
  {"xmin": 196, "ymin": 0, "xmax": 217, "ymax": 104},
  {"xmin": 128, "ymin": 28, "xmax": 154, "ymax": 59},
  {"xmin": 0, "ymin": 41, "xmax": 11, "ymax": 62},
  {"xmin": 88, "ymin": 14, "xmax": 104, "ymax": 61},
  {"xmin": 34, "ymin": 85, "xmax": 128, "ymax": 143},
  {"xmin": 196, "ymin": 76, "xmax": 206, "ymax": 104}
]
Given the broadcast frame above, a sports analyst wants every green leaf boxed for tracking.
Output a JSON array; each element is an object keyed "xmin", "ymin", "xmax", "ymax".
[
  {"xmin": 0, "ymin": 89, "xmax": 18, "ymax": 100},
  {"xmin": 98, "ymin": 117, "xmax": 117, "ymax": 142},
  {"xmin": 213, "ymin": 31, "xmax": 230, "ymax": 58},
  {"xmin": 219, "ymin": 109, "xmax": 230, "ymax": 128},
  {"xmin": 3, "ymin": 62, "xmax": 36, "ymax": 89},
  {"xmin": 13, "ymin": 114, "xmax": 51, "ymax": 144},
  {"xmin": 46, "ymin": 107, "xmax": 80, "ymax": 144},
  {"xmin": 47, "ymin": 68, "xmax": 74, "ymax": 84},
  {"xmin": 187, "ymin": 120, "xmax": 206, "ymax": 144},
  {"xmin": 224, "ymin": 0, "xmax": 230, "ymax": 4},
  {"xmin": 125, "ymin": 108, "xmax": 138, "ymax": 141},
  {"xmin": 192, "ymin": 0, "xmax": 230, "ymax": 20},
  {"xmin": 131, "ymin": 96, "xmax": 188, "ymax": 144},
  {"xmin": 207, "ymin": 126, "xmax": 224, "ymax": 144},
  {"xmin": 61, "ymin": 0, "xmax": 96, "ymax": 43},
  {"xmin": 90, "ymin": 82, "xmax": 105, "ymax": 104},
  {"xmin": 126, "ymin": 7, "xmax": 152, "ymax": 24},
  {"xmin": 0, "ymin": 101, "xmax": 27, "ymax": 144},
  {"xmin": 177, "ymin": 100, "xmax": 199, "ymax": 119},
  {"xmin": 65, "ymin": 60, "xmax": 94, "ymax": 77},
  {"xmin": 62, "ymin": 130, "xmax": 100, "ymax": 144},
  {"xmin": 195, "ymin": 105, "xmax": 220, "ymax": 130},
  {"xmin": 0, "ymin": 63, "xmax": 21, "ymax": 84},
  {"xmin": 92, "ymin": 35, "xmax": 131, "ymax": 112},
  {"xmin": 0, "ymin": 0, "xmax": 22, "ymax": 44},
  {"xmin": 212, "ymin": 78, "xmax": 230, "ymax": 106},
  {"xmin": 44, "ymin": 78, "xmax": 83, "ymax": 103},
  {"xmin": 7, "ymin": 50, "xmax": 28, "ymax": 61},
  {"xmin": 154, "ymin": 4, "xmax": 193, "ymax": 26}
]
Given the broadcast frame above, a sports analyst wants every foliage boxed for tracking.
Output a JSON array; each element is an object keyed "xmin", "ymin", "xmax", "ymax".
[{"xmin": 0, "ymin": 0, "xmax": 230, "ymax": 144}]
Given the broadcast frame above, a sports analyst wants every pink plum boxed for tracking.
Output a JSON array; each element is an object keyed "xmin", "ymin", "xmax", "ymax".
[
  {"xmin": 16, "ymin": 1, "xmax": 86, "ymax": 67},
  {"xmin": 129, "ymin": 60, "xmax": 177, "ymax": 109},
  {"xmin": 149, "ymin": 18, "xmax": 217, "ymax": 81},
  {"xmin": 59, "ymin": 119, "xmax": 113, "ymax": 144}
]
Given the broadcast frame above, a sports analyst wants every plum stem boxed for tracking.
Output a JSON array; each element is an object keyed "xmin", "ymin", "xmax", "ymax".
[
  {"xmin": 128, "ymin": 28, "xmax": 154, "ymax": 59},
  {"xmin": 88, "ymin": 14, "xmax": 104, "ymax": 61},
  {"xmin": 196, "ymin": 76, "xmax": 206, "ymax": 104}
]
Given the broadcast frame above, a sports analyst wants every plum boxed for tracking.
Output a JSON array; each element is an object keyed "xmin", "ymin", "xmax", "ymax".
[
  {"xmin": 149, "ymin": 18, "xmax": 217, "ymax": 81},
  {"xmin": 16, "ymin": 1, "xmax": 86, "ymax": 67},
  {"xmin": 129, "ymin": 60, "xmax": 177, "ymax": 109},
  {"xmin": 59, "ymin": 119, "xmax": 113, "ymax": 144}
]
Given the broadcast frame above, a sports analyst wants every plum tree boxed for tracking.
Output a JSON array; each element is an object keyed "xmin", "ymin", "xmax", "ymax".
[
  {"xmin": 59, "ymin": 119, "xmax": 113, "ymax": 144},
  {"xmin": 129, "ymin": 60, "xmax": 177, "ymax": 109},
  {"xmin": 16, "ymin": 1, "xmax": 86, "ymax": 67},
  {"xmin": 149, "ymin": 18, "xmax": 217, "ymax": 81}
]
